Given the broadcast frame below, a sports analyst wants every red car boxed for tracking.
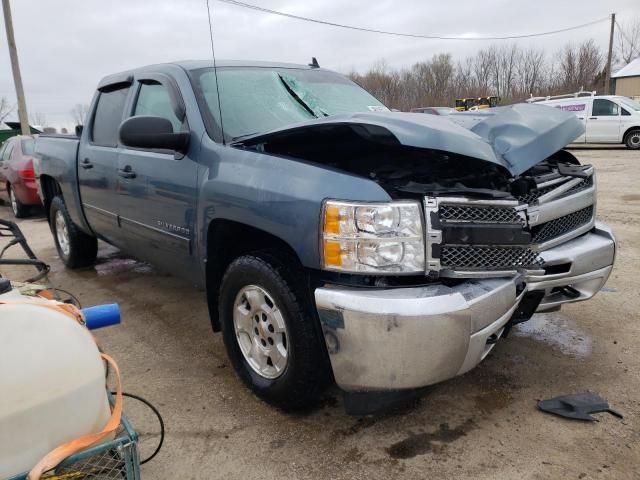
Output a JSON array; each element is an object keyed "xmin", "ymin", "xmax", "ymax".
[{"xmin": 0, "ymin": 135, "xmax": 41, "ymax": 218}]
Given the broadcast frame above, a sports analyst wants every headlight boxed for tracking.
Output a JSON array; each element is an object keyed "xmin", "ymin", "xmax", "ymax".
[{"xmin": 321, "ymin": 200, "xmax": 425, "ymax": 273}]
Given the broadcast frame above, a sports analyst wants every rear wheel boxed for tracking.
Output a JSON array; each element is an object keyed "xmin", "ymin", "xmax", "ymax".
[
  {"xmin": 50, "ymin": 196, "xmax": 98, "ymax": 268},
  {"xmin": 218, "ymin": 253, "xmax": 328, "ymax": 410},
  {"xmin": 8, "ymin": 185, "xmax": 29, "ymax": 218},
  {"xmin": 625, "ymin": 129, "xmax": 640, "ymax": 150}
]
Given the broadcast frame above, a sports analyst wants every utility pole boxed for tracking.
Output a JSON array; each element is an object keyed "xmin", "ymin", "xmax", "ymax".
[
  {"xmin": 604, "ymin": 12, "xmax": 616, "ymax": 95},
  {"xmin": 2, "ymin": 0, "xmax": 29, "ymax": 135}
]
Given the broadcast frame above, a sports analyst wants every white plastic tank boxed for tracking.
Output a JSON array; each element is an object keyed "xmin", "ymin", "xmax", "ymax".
[{"xmin": 0, "ymin": 290, "xmax": 111, "ymax": 478}]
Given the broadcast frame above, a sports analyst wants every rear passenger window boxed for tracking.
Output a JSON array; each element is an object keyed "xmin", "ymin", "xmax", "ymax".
[
  {"xmin": 91, "ymin": 87, "xmax": 130, "ymax": 147},
  {"xmin": 133, "ymin": 82, "xmax": 182, "ymax": 132},
  {"xmin": 1, "ymin": 141, "xmax": 14, "ymax": 161},
  {"xmin": 592, "ymin": 99, "xmax": 619, "ymax": 116},
  {"xmin": 21, "ymin": 138, "xmax": 35, "ymax": 155}
]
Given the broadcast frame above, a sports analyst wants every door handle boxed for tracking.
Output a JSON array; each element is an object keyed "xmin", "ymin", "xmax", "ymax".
[
  {"xmin": 118, "ymin": 165, "xmax": 137, "ymax": 179},
  {"xmin": 80, "ymin": 158, "xmax": 93, "ymax": 169},
  {"xmin": 589, "ymin": 117, "xmax": 597, "ymax": 120}
]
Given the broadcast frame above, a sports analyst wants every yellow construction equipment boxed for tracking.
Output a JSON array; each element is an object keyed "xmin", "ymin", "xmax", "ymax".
[
  {"xmin": 455, "ymin": 98, "xmax": 477, "ymax": 111},
  {"xmin": 476, "ymin": 96, "xmax": 500, "ymax": 109},
  {"xmin": 455, "ymin": 96, "xmax": 500, "ymax": 111}
]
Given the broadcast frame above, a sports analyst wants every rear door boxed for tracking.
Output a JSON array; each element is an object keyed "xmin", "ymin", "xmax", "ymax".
[
  {"xmin": 586, "ymin": 98, "xmax": 621, "ymax": 143},
  {"xmin": 78, "ymin": 80, "xmax": 132, "ymax": 243},
  {"xmin": 116, "ymin": 73, "xmax": 197, "ymax": 276}
]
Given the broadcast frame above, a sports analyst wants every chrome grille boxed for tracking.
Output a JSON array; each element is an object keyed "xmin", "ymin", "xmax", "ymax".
[
  {"xmin": 439, "ymin": 205, "xmax": 522, "ymax": 224},
  {"xmin": 518, "ymin": 176, "xmax": 593, "ymax": 204},
  {"xmin": 531, "ymin": 206, "xmax": 594, "ymax": 243},
  {"xmin": 440, "ymin": 246, "xmax": 542, "ymax": 270}
]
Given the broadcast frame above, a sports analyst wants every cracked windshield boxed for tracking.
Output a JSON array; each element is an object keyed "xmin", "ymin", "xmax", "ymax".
[{"xmin": 194, "ymin": 67, "xmax": 389, "ymax": 141}]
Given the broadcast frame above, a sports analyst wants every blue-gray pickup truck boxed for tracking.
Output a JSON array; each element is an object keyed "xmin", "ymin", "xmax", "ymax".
[{"xmin": 35, "ymin": 60, "xmax": 616, "ymax": 413}]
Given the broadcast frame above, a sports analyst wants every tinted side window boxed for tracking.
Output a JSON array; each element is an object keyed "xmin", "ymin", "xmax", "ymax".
[
  {"xmin": 133, "ymin": 82, "xmax": 181, "ymax": 132},
  {"xmin": 91, "ymin": 87, "xmax": 130, "ymax": 147},
  {"xmin": 1, "ymin": 141, "xmax": 14, "ymax": 161},
  {"xmin": 592, "ymin": 99, "xmax": 619, "ymax": 116},
  {"xmin": 622, "ymin": 107, "xmax": 631, "ymax": 116}
]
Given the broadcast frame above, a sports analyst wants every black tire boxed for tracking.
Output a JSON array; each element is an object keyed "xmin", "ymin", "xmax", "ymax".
[
  {"xmin": 8, "ymin": 184, "xmax": 29, "ymax": 218},
  {"xmin": 625, "ymin": 129, "xmax": 640, "ymax": 150},
  {"xmin": 49, "ymin": 196, "xmax": 98, "ymax": 268},
  {"xmin": 219, "ymin": 253, "xmax": 328, "ymax": 410}
]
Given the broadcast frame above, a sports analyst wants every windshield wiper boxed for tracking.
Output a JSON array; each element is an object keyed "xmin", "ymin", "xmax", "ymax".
[
  {"xmin": 277, "ymin": 73, "xmax": 328, "ymax": 118},
  {"xmin": 230, "ymin": 132, "xmax": 261, "ymax": 143}
]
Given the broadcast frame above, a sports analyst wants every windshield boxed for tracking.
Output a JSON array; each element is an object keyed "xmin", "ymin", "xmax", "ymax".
[
  {"xmin": 619, "ymin": 97, "xmax": 640, "ymax": 111},
  {"xmin": 21, "ymin": 138, "xmax": 35, "ymax": 155},
  {"xmin": 192, "ymin": 67, "xmax": 388, "ymax": 141}
]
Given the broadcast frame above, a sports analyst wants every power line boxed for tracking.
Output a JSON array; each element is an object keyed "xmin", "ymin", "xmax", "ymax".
[{"xmin": 216, "ymin": 0, "xmax": 609, "ymax": 41}]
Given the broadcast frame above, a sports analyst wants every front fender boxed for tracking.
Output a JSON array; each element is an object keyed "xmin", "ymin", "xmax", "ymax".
[{"xmin": 197, "ymin": 142, "xmax": 391, "ymax": 269}]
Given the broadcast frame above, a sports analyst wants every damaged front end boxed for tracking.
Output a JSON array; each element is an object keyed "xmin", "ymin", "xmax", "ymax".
[
  {"xmin": 234, "ymin": 104, "xmax": 600, "ymax": 281},
  {"xmin": 234, "ymin": 103, "xmax": 616, "ymax": 404}
]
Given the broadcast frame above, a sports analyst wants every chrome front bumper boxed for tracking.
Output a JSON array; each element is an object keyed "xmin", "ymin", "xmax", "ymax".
[{"xmin": 315, "ymin": 223, "xmax": 615, "ymax": 392}]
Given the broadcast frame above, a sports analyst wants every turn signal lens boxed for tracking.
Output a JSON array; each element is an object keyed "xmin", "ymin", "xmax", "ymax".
[
  {"xmin": 323, "ymin": 240, "xmax": 343, "ymax": 267},
  {"xmin": 323, "ymin": 205, "xmax": 341, "ymax": 235}
]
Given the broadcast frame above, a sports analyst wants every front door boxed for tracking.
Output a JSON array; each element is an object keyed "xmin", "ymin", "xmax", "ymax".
[
  {"xmin": 78, "ymin": 85, "xmax": 130, "ymax": 243},
  {"xmin": 586, "ymin": 98, "xmax": 621, "ymax": 143},
  {"xmin": 117, "ymin": 75, "xmax": 198, "ymax": 277}
]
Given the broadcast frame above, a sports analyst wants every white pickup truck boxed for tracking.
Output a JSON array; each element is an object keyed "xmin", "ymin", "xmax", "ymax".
[{"xmin": 527, "ymin": 93, "xmax": 640, "ymax": 149}]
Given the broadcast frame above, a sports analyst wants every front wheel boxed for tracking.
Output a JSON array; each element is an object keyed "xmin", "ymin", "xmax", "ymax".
[
  {"xmin": 50, "ymin": 196, "xmax": 98, "ymax": 268},
  {"xmin": 218, "ymin": 254, "xmax": 328, "ymax": 410},
  {"xmin": 625, "ymin": 129, "xmax": 640, "ymax": 150}
]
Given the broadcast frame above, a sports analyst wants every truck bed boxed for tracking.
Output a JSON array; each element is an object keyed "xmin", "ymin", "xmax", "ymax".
[{"xmin": 34, "ymin": 134, "xmax": 86, "ymax": 230}]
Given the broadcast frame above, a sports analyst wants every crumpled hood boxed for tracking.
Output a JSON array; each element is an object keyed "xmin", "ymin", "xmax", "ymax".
[{"xmin": 236, "ymin": 103, "xmax": 584, "ymax": 177}]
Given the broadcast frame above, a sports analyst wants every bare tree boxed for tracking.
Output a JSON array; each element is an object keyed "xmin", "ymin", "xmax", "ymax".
[
  {"xmin": 70, "ymin": 103, "xmax": 89, "ymax": 125},
  {"xmin": 350, "ymin": 39, "xmax": 607, "ymax": 110},
  {"xmin": 473, "ymin": 49, "xmax": 493, "ymax": 96},
  {"xmin": 491, "ymin": 44, "xmax": 519, "ymax": 100},
  {"xmin": 515, "ymin": 47, "xmax": 546, "ymax": 99},
  {"xmin": 30, "ymin": 111, "xmax": 47, "ymax": 127},
  {"xmin": 616, "ymin": 17, "xmax": 640, "ymax": 66},
  {"xmin": 556, "ymin": 40, "xmax": 603, "ymax": 93},
  {"xmin": 0, "ymin": 97, "xmax": 14, "ymax": 124}
]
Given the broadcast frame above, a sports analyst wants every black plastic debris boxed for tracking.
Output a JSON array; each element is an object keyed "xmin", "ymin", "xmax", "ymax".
[{"xmin": 538, "ymin": 392, "xmax": 623, "ymax": 421}]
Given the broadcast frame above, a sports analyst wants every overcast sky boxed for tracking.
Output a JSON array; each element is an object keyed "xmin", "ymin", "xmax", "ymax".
[{"xmin": 1, "ymin": 0, "xmax": 638, "ymax": 129}]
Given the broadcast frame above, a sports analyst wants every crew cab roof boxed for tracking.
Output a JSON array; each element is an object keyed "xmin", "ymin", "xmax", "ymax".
[{"xmin": 96, "ymin": 60, "xmax": 328, "ymax": 90}]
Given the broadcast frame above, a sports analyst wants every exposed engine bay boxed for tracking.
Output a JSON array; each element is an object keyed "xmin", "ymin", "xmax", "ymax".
[{"xmin": 235, "ymin": 122, "xmax": 590, "ymax": 201}]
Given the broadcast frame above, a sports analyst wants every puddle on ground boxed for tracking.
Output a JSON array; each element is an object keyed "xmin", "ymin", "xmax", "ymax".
[
  {"xmin": 513, "ymin": 312, "xmax": 592, "ymax": 357},
  {"xmin": 473, "ymin": 389, "xmax": 513, "ymax": 414},
  {"xmin": 94, "ymin": 257, "xmax": 154, "ymax": 276},
  {"xmin": 386, "ymin": 419, "xmax": 476, "ymax": 459}
]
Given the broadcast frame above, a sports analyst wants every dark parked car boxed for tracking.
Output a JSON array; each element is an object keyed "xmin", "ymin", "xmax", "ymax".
[
  {"xmin": 34, "ymin": 60, "xmax": 615, "ymax": 413},
  {"xmin": 0, "ymin": 135, "xmax": 41, "ymax": 217}
]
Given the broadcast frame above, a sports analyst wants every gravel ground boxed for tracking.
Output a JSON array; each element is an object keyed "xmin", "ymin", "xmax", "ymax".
[{"xmin": 1, "ymin": 146, "xmax": 638, "ymax": 479}]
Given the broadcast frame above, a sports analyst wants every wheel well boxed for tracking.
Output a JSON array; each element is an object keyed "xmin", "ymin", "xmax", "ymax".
[
  {"xmin": 205, "ymin": 219, "xmax": 305, "ymax": 332},
  {"xmin": 39, "ymin": 175, "xmax": 62, "ymax": 221},
  {"xmin": 623, "ymin": 127, "xmax": 640, "ymax": 142}
]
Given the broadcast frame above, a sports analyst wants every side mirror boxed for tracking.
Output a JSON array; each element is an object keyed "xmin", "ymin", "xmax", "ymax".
[
  {"xmin": 119, "ymin": 116, "xmax": 189, "ymax": 152},
  {"xmin": 75, "ymin": 124, "xmax": 83, "ymax": 137}
]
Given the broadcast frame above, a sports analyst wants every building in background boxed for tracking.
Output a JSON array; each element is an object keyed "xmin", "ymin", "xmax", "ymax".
[{"xmin": 613, "ymin": 58, "xmax": 640, "ymax": 100}]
